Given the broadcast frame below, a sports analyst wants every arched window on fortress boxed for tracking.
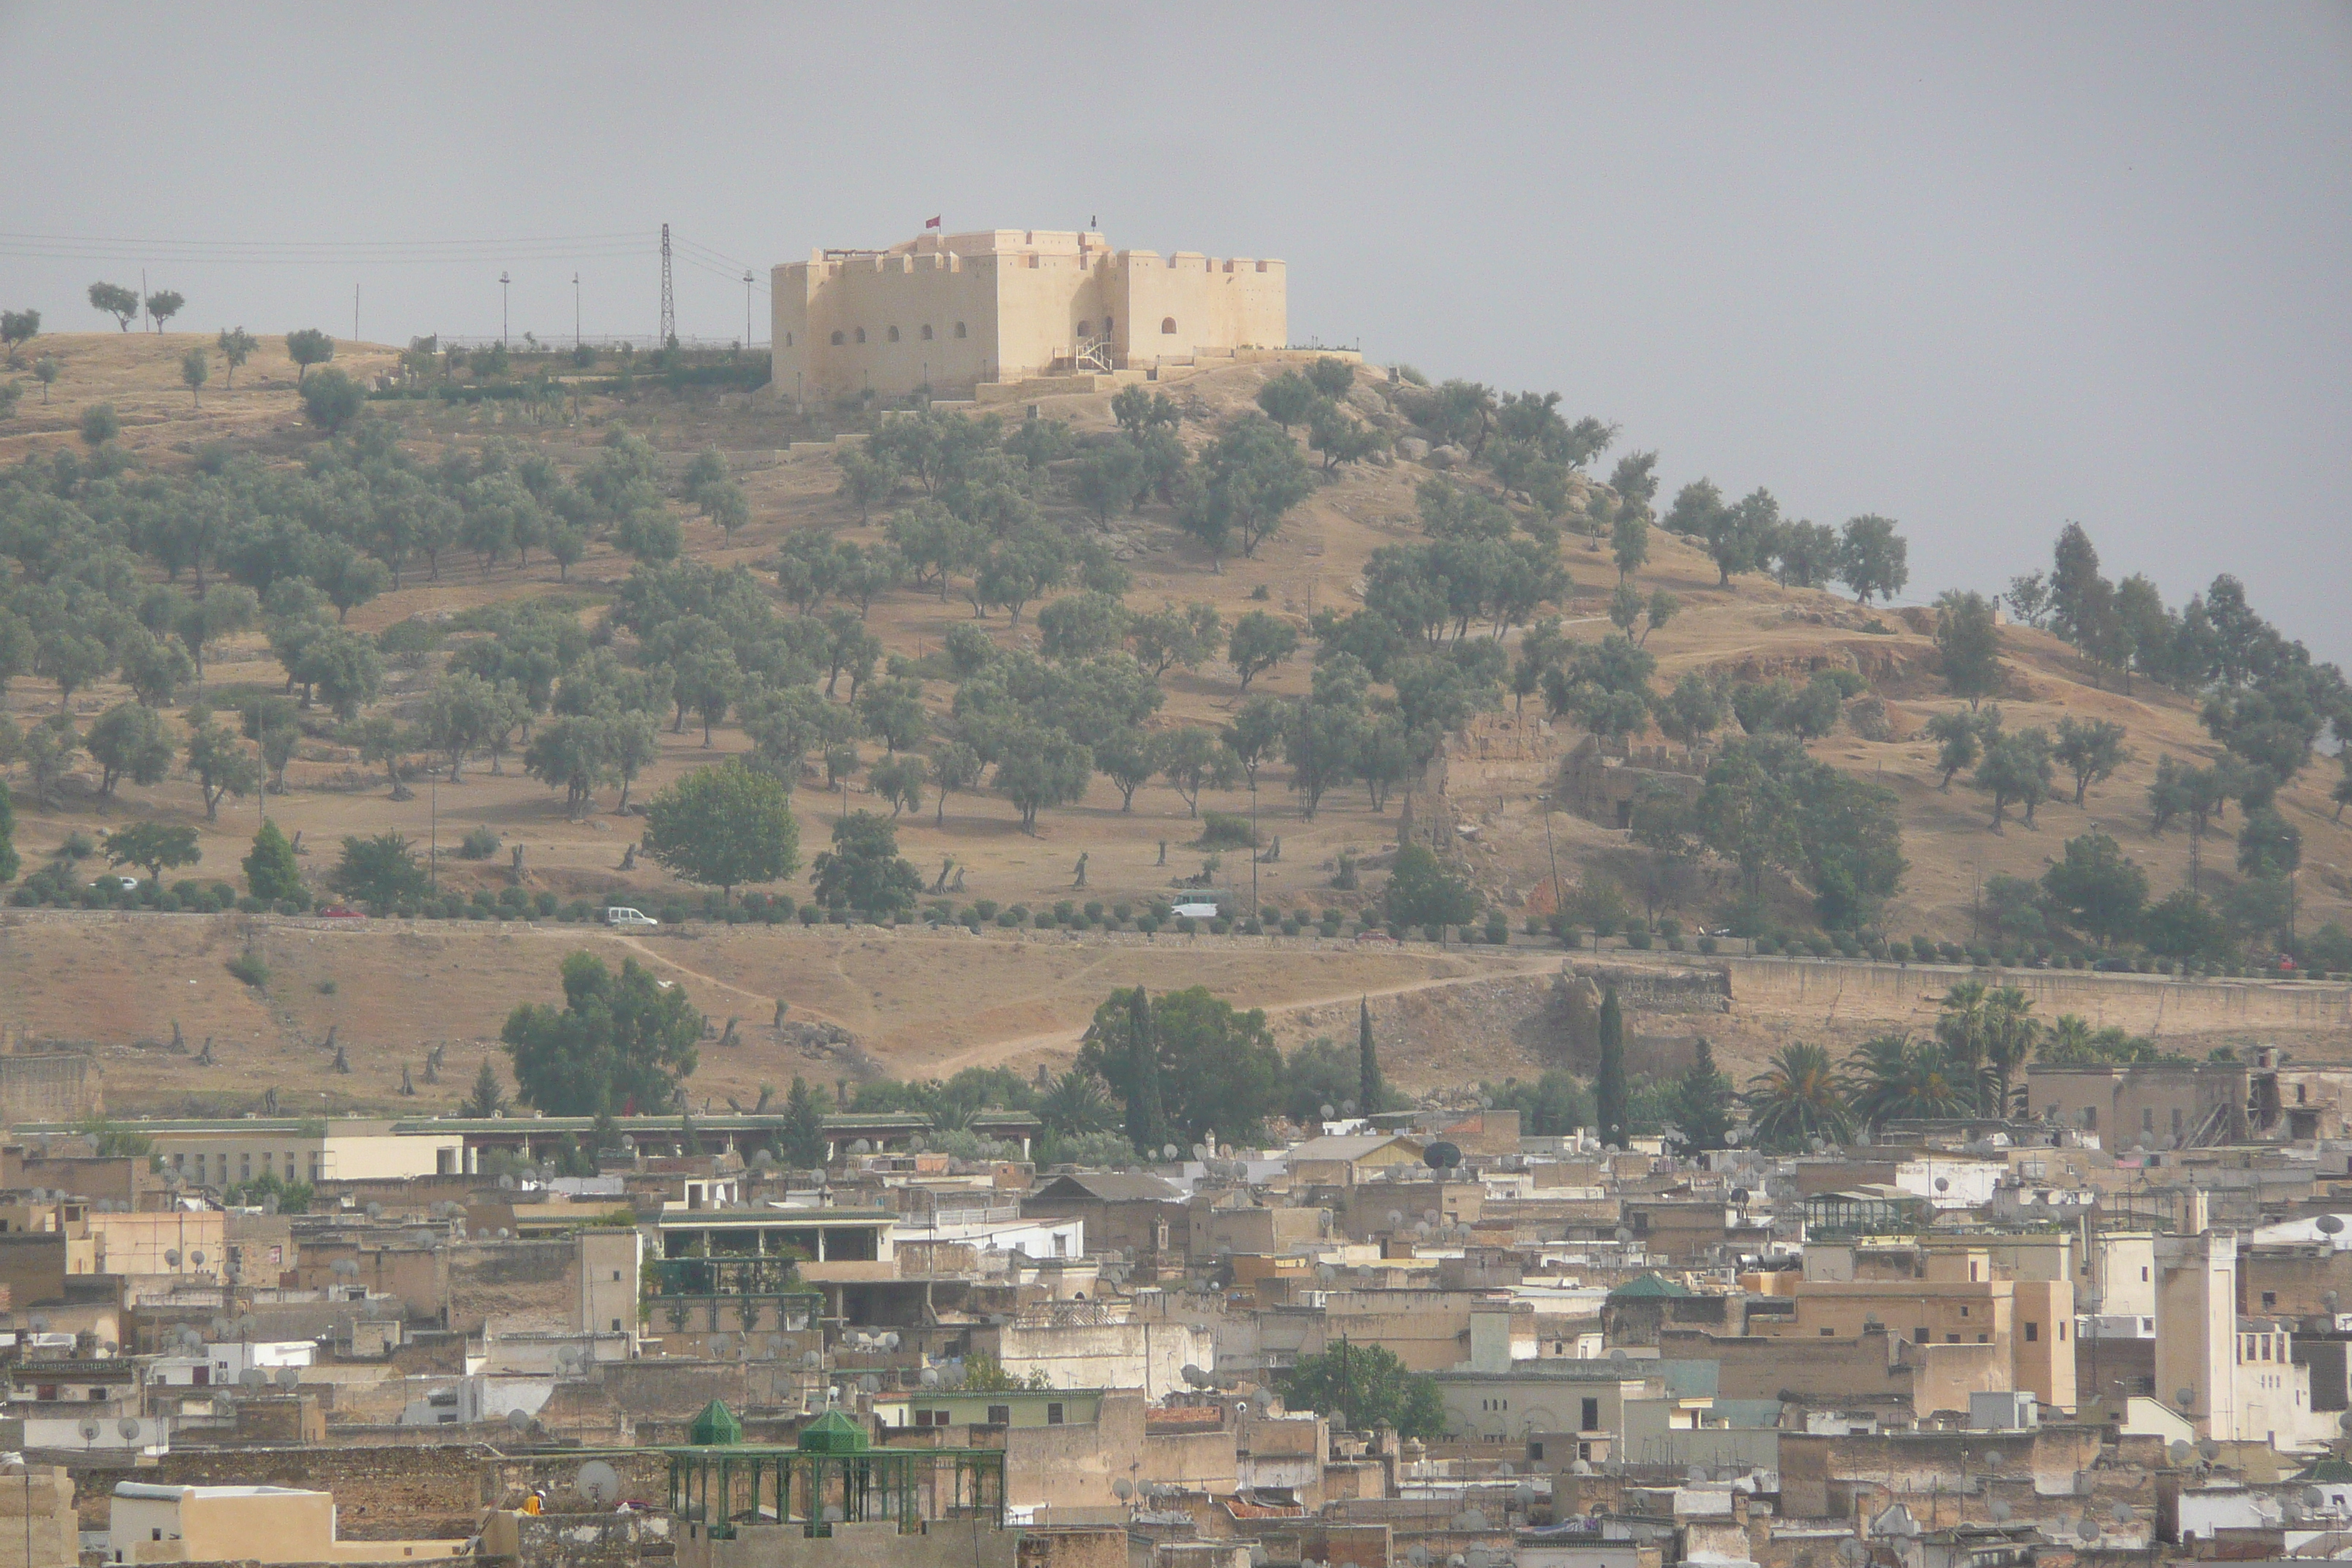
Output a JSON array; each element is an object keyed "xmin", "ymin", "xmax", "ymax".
[
  {"xmin": 921, "ymin": 325, "xmax": 933, "ymax": 341},
  {"xmin": 830, "ymin": 331, "xmax": 845, "ymax": 346},
  {"xmin": 854, "ymin": 328, "xmax": 867, "ymax": 344},
  {"xmin": 1161, "ymin": 317, "xmax": 1177, "ymax": 335},
  {"xmin": 887, "ymin": 326, "xmax": 900, "ymax": 343},
  {"xmin": 954, "ymin": 323, "xmax": 968, "ymax": 339}
]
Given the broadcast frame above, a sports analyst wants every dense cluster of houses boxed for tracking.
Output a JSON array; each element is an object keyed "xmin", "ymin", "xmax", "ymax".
[{"xmin": 7, "ymin": 1045, "xmax": 2352, "ymax": 1568}]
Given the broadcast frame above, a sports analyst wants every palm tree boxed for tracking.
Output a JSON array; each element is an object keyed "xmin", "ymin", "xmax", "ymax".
[
  {"xmin": 1038, "ymin": 1069, "xmax": 1118, "ymax": 1139},
  {"xmin": 1980, "ymin": 987, "xmax": 2042, "ymax": 1116},
  {"xmin": 1845, "ymin": 1034, "xmax": 1978, "ymax": 1129},
  {"xmin": 2043, "ymin": 1014, "xmax": 2095, "ymax": 1063},
  {"xmin": 1744, "ymin": 1044, "xmax": 1855, "ymax": 1151}
]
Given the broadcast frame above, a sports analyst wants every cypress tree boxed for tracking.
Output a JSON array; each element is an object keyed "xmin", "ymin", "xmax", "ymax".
[
  {"xmin": 1124, "ymin": 987, "xmax": 1168, "ymax": 1156},
  {"xmin": 1357, "ymin": 997, "xmax": 1384, "ymax": 1114},
  {"xmin": 0, "ymin": 782, "xmax": 17, "ymax": 885},
  {"xmin": 1672, "ymin": 1037, "xmax": 1733, "ymax": 1151},
  {"xmin": 1595, "ymin": 984, "xmax": 1628, "ymax": 1147}
]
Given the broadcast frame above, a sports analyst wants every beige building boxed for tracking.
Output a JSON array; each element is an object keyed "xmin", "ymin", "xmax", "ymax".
[
  {"xmin": 103, "ymin": 1120, "xmax": 465, "ymax": 1189},
  {"xmin": 108, "ymin": 1482, "xmax": 467, "ymax": 1565},
  {"xmin": 771, "ymin": 227, "xmax": 1286, "ymax": 402},
  {"xmin": 1747, "ymin": 1244, "xmax": 2076, "ymax": 1411}
]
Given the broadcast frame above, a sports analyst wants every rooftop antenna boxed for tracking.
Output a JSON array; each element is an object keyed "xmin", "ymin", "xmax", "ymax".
[{"xmin": 660, "ymin": 225, "xmax": 675, "ymax": 349}]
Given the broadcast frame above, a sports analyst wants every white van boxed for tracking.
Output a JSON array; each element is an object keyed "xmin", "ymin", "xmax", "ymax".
[
  {"xmin": 604, "ymin": 907, "xmax": 660, "ymax": 927},
  {"xmin": 1171, "ymin": 902, "xmax": 1222, "ymax": 921}
]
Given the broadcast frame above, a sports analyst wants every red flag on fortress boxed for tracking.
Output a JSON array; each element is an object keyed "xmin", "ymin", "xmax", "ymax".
[{"xmin": 924, "ymin": 215, "xmax": 941, "ymax": 229}]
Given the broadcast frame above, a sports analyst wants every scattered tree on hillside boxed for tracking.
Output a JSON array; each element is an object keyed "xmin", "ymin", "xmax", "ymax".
[
  {"xmin": 641, "ymin": 759, "xmax": 799, "ymax": 900},
  {"xmin": 284, "ymin": 328, "xmax": 334, "ymax": 383},
  {"xmin": 88, "ymin": 282, "xmax": 140, "ymax": 331}
]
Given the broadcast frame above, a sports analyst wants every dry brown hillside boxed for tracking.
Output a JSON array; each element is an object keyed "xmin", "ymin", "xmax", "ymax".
[{"xmin": 2, "ymin": 331, "xmax": 2345, "ymax": 1112}]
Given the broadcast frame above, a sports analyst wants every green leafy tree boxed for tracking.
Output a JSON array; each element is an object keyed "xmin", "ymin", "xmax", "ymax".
[
  {"xmin": 244, "ymin": 819, "xmax": 304, "ymax": 903},
  {"xmin": 992, "ymin": 727, "xmax": 1093, "ymax": 833},
  {"xmin": 328, "ymin": 831, "xmax": 429, "ymax": 911},
  {"xmin": 502, "ymin": 952, "xmax": 702, "ymax": 1116},
  {"xmin": 1611, "ymin": 512, "xmax": 1648, "ymax": 580},
  {"xmin": 1743, "ymin": 1043, "xmax": 1854, "ymax": 1151},
  {"xmin": 33, "ymin": 357, "xmax": 58, "ymax": 403},
  {"xmin": 284, "ymin": 328, "xmax": 334, "ymax": 383},
  {"xmin": 0, "ymin": 782, "xmax": 18, "ymax": 885},
  {"xmin": 2237, "ymin": 806, "xmax": 2302, "ymax": 881},
  {"xmin": 179, "ymin": 345, "xmax": 208, "ymax": 406},
  {"xmin": 810, "ymin": 810, "xmax": 923, "ymax": 917},
  {"xmin": 1973, "ymin": 725, "xmax": 2054, "ymax": 831},
  {"xmin": 1155, "ymin": 725, "xmax": 1228, "ymax": 818},
  {"xmin": 0, "ymin": 308, "xmax": 37, "ymax": 365},
  {"xmin": 1836, "ymin": 515, "xmax": 1909, "ymax": 604},
  {"xmin": 1384, "ymin": 843, "xmax": 1478, "ymax": 930},
  {"xmin": 88, "ymin": 282, "xmax": 140, "ymax": 331},
  {"xmin": 144, "ymin": 289, "xmax": 184, "ymax": 331},
  {"xmin": 1670, "ymin": 1039, "xmax": 1735, "ymax": 1151},
  {"xmin": 1227, "ymin": 611, "xmax": 1300, "ymax": 691},
  {"xmin": 1844, "ymin": 1034, "xmax": 1977, "ymax": 1127},
  {"xmin": 86, "ymin": 702, "xmax": 174, "ymax": 796},
  {"xmin": 216, "ymin": 327, "xmax": 256, "ymax": 390},
  {"xmin": 1935, "ymin": 590, "xmax": 2002, "ymax": 707},
  {"xmin": 299, "ymin": 367, "xmax": 363, "ymax": 433},
  {"xmin": 184, "ymin": 712, "xmax": 262, "ymax": 819},
  {"xmin": 1130, "ymin": 601, "xmax": 1224, "ymax": 680},
  {"xmin": 78, "ymin": 402, "xmax": 120, "ymax": 446},
  {"xmin": 1274, "ymin": 1342, "xmax": 1444, "ymax": 1439},
  {"xmin": 1178, "ymin": 416, "xmax": 1314, "ymax": 568},
  {"xmin": 1924, "ymin": 709, "xmax": 1990, "ymax": 790},
  {"xmin": 1595, "ymin": 985, "xmax": 1628, "ymax": 1146},
  {"xmin": 1079, "ymin": 985, "xmax": 1284, "ymax": 1148},
  {"xmin": 2052, "ymin": 717, "xmax": 2130, "ymax": 807},
  {"xmin": 1255, "ymin": 370, "xmax": 1319, "ymax": 432},
  {"xmin": 101, "ymin": 821, "xmax": 200, "ymax": 885},
  {"xmin": 1654, "ymin": 671, "xmax": 1727, "ymax": 748},
  {"xmin": 642, "ymin": 759, "xmax": 801, "ymax": 900}
]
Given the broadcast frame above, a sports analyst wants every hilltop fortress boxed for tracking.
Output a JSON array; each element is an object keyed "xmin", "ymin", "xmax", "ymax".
[{"xmin": 769, "ymin": 227, "xmax": 1286, "ymax": 403}]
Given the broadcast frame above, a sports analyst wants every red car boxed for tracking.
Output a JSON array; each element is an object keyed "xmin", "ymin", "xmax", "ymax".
[{"xmin": 319, "ymin": 905, "xmax": 367, "ymax": 920}]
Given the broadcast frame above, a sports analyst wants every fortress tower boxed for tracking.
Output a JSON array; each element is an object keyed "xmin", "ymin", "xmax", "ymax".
[{"xmin": 770, "ymin": 228, "xmax": 1286, "ymax": 404}]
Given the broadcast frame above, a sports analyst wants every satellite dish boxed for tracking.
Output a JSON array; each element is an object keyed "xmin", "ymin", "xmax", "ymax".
[
  {"xmin": 508, "ymin": 1407, "xmax": 532, "ymax": 1431},
  {"xmin": 28, "ymin": 1316, "xmax": 48, "ymax": 1334},
  {"xmin": 577, "ymin": 1461, "xmax": 621, "ymax": 1506},
  {"xmin": 238, "ymin": 1369, "xmax": 265, "ymax": 1387},
  {"xmin": 2177, "ymin": 1387, "xmax": 2196, "ymax": 1409},
  {"xmin": 2077, "ymin": 1517, "xmax": 2099, "ymax": 1542},
  {"xmin": 118, "ymin": 1419, "xmax": 142, "ymax": 1440},
  {"xmin": 1610, "ymin": 1349, "xmax": 1628, "ymax": 1362},
  {"xmin": 709, "ymin": 1334, "xmax": 734, "ymax": 1358},
  {"xmin": 2111, "ymin": 1504, "xmax": 2133, "ymax": 1525},
  {"xmin": 1990, "ymin": 1501, "xmax": 2010, "ymax": 1522},
  {"xmin": 1387, "ymin": 1210, "xmax": 1403, "ymax": 1228},
  {"xmin": 366, "ymin": 1201, "xmax": 383, "ymax": 1219},
  {"xmin": 920, "ymin": 1368, "xmax": 941, "ymax": 1387},
  {"xmin": 1423, "ymin": 1142, "xmax": 1462, "ymax": 1171},
  {"xmin": 1162, "ymin": 1145, "xmax": 1178, "ymax": 1161},
  {"xmin": 498, "ymin": 1175, "xmax": 515, "ymax": 1190},
  {"xmin": 190, "ymin": 1251, "xmax": 206, "ymax": 1268},
  {"xmin": 1114, "ymin": 1480, "xmax": 1133, "ymax": 1500},
  {"xmin": 1934, "ymin": 1177, "xmax": 1950, "ymax": 1193},
  {"xmin": 803, "ymin": 1350, "xmax": 822, "ymax": 1368},
  {"xmin": 859, "ymin": 1374, "xmax": 880, "ymax": 1393},
  {"xmin": 276, "ymin": 1368, "xmax": 299, "ymax": 1389},
  {"xmin": 164, "ymin": 1250, "xmax": 181, "ymax": 1267},
  {"xmin": 2321, "ymin": 1216, "xmax": 2346, "ymax": 1236},
  {"xmin": 1460, "ymin": 1508, "xmax": 1486, "ymax": 1531},
  {"xmin": 1614, "ymin": 1228, "xmax": 1633, "ymax": 1243},
  {"xmin": 78, "ymin": 1421, "xmax": 99, "ymax": 1442}
]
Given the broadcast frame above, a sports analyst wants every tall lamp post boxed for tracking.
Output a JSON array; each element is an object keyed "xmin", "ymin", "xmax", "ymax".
[
  {"xmin": 573, "ymin": 273, "xmax": 581, "ymax": 350},
  {"xmin": 499, "ymin": 271, "xmax": 511, "ymax": 347},
  {"xmin": 742, "ymin": 271, "xmax": 755, "ymax": 347}
]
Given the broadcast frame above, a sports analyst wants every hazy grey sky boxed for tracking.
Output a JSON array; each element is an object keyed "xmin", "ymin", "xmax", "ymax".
[{"xmin": 4, "ymin": 3, "xmax": 2347, "ymax": 664}]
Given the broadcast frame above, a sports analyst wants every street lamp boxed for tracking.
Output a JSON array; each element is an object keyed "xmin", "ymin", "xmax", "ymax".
[
  {"xmin": 499, "ymin": 271, "xmax": 511, "ymax": 347},
  {"xmin": 743, "ymin": 270, "xmax": 755, "ymax": 347},
  {"xmin": 573, "ymin": 273, "xmax": 581, "ymax": 350}
]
